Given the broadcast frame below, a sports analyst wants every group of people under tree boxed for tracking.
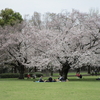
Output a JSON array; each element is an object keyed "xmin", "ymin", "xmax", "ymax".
[
  {"xmin": 27, "ymin": 73, "xmax": 36, "ymax": 79},
  {"xmin": 91, "ymin": 68, "xmax": 99, "ymax": 76},
  {"xmin": 27, "ymin": 68, "xmax": 100, "ymax": 81}
]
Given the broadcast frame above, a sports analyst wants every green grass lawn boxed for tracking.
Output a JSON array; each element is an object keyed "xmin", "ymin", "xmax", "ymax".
[{"xmin": 0, "ymin": 75, "xmax": 100, "ymax": 100}]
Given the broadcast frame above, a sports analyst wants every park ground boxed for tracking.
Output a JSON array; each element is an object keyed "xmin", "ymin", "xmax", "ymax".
[{"xmin": 0, "ymin": 72, "xmax": 100, "ymax": 100}]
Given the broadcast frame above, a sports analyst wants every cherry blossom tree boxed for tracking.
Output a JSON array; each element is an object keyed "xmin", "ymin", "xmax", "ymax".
[
  {"xmin": 0, "ymin": 10, "xmax": 100, "ymax": 80},
  {"xmin": 39, "ymin": 10, "xmax": 100, "ymax": 79},
  {"xmin": 0, "ymin": 20, "xmax": 54, "ymax": 79}
]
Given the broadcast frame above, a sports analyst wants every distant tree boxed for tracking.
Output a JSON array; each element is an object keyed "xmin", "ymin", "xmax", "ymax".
[
  {"xmin": 0, "ymin": 21, "xmax": 50, "ymax": 79},
  {"xmin": 0, "ymin": 8, "xmax": 23, "ymax": 26},
  {"xmin": 31, "ymin": 12, "xmax": 41, "ymax": 29}
]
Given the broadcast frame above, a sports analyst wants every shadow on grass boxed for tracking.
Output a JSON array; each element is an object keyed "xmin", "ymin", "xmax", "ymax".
[{"xmin": 68, "ymin": 78, "xmax": 100, "ymax": 82}]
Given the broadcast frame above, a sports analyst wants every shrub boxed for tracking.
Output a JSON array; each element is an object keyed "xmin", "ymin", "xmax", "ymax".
[
  {"xmin": 34, "ymin": 72, "xmax": 43, "ymax": 77},
  {"xmin": 0, "ymin": 73, "xmax": 19, "ymax": 78}
]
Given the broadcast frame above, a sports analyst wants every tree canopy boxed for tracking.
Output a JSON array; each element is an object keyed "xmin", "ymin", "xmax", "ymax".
[
  {"xmin": 0, "ymin": 8, "xmax": 23, "ymax": 26},
  {"xmin": 0, "ymin": 10, "xmax": 100, "ymax": 79}
]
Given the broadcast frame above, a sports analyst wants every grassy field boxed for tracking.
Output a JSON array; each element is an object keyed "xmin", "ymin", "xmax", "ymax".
[{"xmin": 0, "ymin": 75, "xmax": 100, "ymax": 100}]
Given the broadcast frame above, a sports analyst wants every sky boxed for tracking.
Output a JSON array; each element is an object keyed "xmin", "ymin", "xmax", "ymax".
[{"xmin": 0, "ymin": 0, "xmax": 100, "ymax": 18}]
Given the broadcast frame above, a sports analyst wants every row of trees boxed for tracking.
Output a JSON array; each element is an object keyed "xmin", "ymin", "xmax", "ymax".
[{"xmin": 0, "ymin": 8, "xmax": 100, "ymax": 79}]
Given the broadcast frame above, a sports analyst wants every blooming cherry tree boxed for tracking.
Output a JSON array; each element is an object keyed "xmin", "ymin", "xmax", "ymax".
[{"xmin": 0, "ymin": 10, "xmax": 100, "ymax": 79}]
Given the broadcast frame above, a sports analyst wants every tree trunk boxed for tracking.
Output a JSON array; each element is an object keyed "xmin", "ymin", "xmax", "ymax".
[
  {"xmin": 17, "ymin": 62, "xmax": 25, "ymax": 79},
  {"xmin": 63, "ymin": 65, "xmax": 70, "ymax": 80},
  {"xmin": 50, "ymin": 70, "xmax": 53, "ymax": 76},
  {"xmin": 19, "ymin": 72, "xmax": 24, "ymax": 79},
  {"xmin": 59, "ymin": 61, "xmax": 70, "ymax": 80},
  {"xmin": 50, "ymin": 66, "xmax": 53, "ymax": 76},
  {"xmin": 88, "ymin": 65, "xmax": 91, "ymax": 74},
  {"xmin": 18, "ymin": 67, "xmax": 24, "ymax": 79},
  {"xmin": 34, "ymin": 67, "xmax": 37, "ymax": 72}
]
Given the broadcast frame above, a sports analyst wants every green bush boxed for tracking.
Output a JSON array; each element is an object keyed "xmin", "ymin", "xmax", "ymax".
[
  {"xmin": 34, "ymin": 72, "xmax": 43, "ymax": 77},
  {"xmin": 0, "ymin": 73, "xmax": 19, "ymax": 78}
]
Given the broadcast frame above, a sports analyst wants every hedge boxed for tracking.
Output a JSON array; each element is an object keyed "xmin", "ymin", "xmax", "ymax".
[
  {"xmin": 34, "ymin": 72, "xmax": 43, "ymax": 77},
  {"xmin": 0, "ymin": 73, "xmax": 19, "ymax": 78},
  {"xmin": 0, "ymin": 72, "xmax": 43, "ymax": 78}
]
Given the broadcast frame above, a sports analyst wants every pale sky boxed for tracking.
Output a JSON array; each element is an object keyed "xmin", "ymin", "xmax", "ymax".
[{"xmin": 0, "ymin": 0, "xmax": 100, "ymax": 17}]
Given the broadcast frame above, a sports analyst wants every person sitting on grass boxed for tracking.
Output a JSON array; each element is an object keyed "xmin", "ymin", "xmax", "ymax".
[
  {"xmin": 39, "ymin": 76, "xmax": 44, "ymax": 82},
  {"xmin": 48, "ymin": 76, "xmax": 53, "ymax": 82},
  {"xmin": 58, "ymin": 75, "xmax": 64, "ymax": 81},
  {"xmin": 76, "ymin": 73, "xmax": 82, "ymax": 79},
  {"xmin": 27, "ymin": 73, "xmax": 31, "ymax": 79}
]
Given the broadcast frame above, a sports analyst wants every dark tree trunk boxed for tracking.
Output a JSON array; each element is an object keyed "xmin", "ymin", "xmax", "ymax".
[
  {"xmin": 59, "ymin": 61, "xmax": 70, "ymax": 80},
  {"xmin": 50, "ymin": 66, "xmax": 53, "ymax": 76},
  {"xmin": 88, "ymin": 65, "xmax": 91, "ymax": 74},
  {"xmin": 62, "ymin": 64, "xmax": 70, "ymax": 80},
  {"xmin": 18, "ymin": 70, "xmax": 24, "ymax": 79},
  {"xmin": 18, "ymin": 65, "xmax": 25, "ymax": 79},
  {"xmin": 50, "ymin": 70, "xmax": 53, "ymax": 76},
  {"xmin": 19, "ymin": 71, "xmax": 24, "ymax": 79},
  {"xmin": 34, "ymin": 67, "xmax": 37, "ymax": 72},
  {"xmin": 17, "ymin": 61, "xmax": 25, "ymax": 79},
  {"xmin": 57, "ymin": 56, "xmax": 70, "ymax": 80}
]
